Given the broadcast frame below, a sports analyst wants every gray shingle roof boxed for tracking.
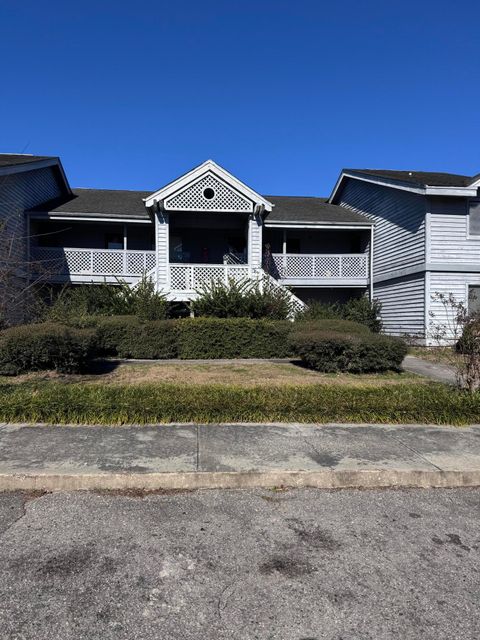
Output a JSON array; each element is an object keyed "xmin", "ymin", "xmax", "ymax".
[
  {"xmin": 0, "ymin": 154, "xmax": 55, "ymax": 168},
  {"xmin": 344, "ymin": 168, "xmax": 477, "ymax": 188},
  {"xmin": 30, "ymin": 189, "xmax": 372, "ymax": 225},
  {"xmin": 265, "ymin": 196, "xmax": 372, "ymax": 225},
  {"xmin": 31, "ymin": 188, "xmax": 152, "ymax": 220}
]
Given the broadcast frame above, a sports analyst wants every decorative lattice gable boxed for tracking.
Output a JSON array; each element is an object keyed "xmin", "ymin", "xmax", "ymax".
[{"xmin": 164, "ymin": 173, "xmax": 253, "ymax": 212}]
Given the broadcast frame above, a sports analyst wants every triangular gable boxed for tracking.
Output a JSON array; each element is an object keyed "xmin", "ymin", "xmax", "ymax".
[{"xmin": 144, "ymin": 160, "xmax": 273, "ymax": 212}]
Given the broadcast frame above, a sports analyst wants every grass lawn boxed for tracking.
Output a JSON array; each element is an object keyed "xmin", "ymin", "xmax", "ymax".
[
  {"xmin": 0, "ymin": 361, "xmax": 421, "ymax": 388},
  {"xmin": 409, "ymin": 346, "xmax": 460, "ymax": 366},
  {"xmin": 0, "ymin": 361, "xmax": 477, "ymax": 426}
]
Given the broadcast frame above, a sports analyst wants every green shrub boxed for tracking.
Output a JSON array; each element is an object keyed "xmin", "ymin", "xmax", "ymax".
[
  {"xmin": 115, "ymin": 321, "xmax": 178, "ymax": 359},
  {"xmin": 177, "ymin": 318, "xmax": 293, "ymax": 358},
  {"xmin": 296, "ymin": 319, "xmax": 371, "ymax": 337},
  {"xmin": 0, "ymin": 323, "xmax": 95, "ymax": 375},
  {"xmin": 299, "ymin": 297, "xmax": 382, "ymax": 332},
  {"xmin": 192, "ymin": 278, "xmax": 294, "ymax": 319},
  {"xmin": 94, "ymin": 316, "xmax": 141, "ymax": 355},
  {"xmin": 343, "ymin": 297, "xmax": 382, "ymax": 333},
  {"xmin": 94, "ymin": 316, "xmax": 177, "ymax": 359},
  {"xmin": 41, "ymin": 277, "xmax": 168, "ymax": 324},
  {"xmin": 290, "ymin": 323, "xmax": 406, "ymax": 373}
]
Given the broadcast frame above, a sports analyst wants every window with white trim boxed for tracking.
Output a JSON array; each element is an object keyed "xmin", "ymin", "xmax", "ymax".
[
  {"xmin": 468, "ymin": 201, "xmax": 480, "ymax": 236},
  {"xmin": 468, "ymin": 286, "xmax": 480, "ymax": 313}
]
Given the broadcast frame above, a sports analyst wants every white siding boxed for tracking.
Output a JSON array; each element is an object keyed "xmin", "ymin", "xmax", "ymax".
[
  {"xmin": 428, "ymin": 272, "xmax": 480, "ymax": 344},
  {"xmin": 374, "ymin": 274, "xmax": 425, "ymax": 338},
  {"xmin": 428, "ymin": 197, "xmax": 480, "ymax": 263},
  {"xmin": 155, "ymin": 211, "xmax": 169, "ymax": 289},
  {"xmin": 338, "ymin": 178, "xmax": 426, "ymax": 275},
  {"xmin": 249, "ymin": 212, "xmax": 263, "ymax": 267}
]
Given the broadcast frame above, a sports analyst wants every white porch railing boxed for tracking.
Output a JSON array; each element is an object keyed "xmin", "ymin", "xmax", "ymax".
[
  {"xmin": 266, "ymin": 253, "xmax": 368, "ymax": 280},
  {"xmin": 169, "ymin": 263, "xmax": 254, "ymax": 291},
  {"xmin": 31, "ymin": 247, "xmax": 156, "ymax": 277}
]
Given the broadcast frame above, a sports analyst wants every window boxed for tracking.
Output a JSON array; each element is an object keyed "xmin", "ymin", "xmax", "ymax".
[
  {"xmin": 468, "ymin": 201, "xmax": 480, "ymax": 236},
  {"xmin": 468, "ymin": 286, "xmax": 480, "ymax": 313},
  {"xmin": 105, "ymin": 234, "xmax": 123, "ymax": 250}
]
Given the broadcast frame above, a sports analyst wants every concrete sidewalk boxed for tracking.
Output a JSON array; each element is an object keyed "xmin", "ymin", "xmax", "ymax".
[
  {"xmin": 1, "ymin": 422, "xmax": 480, "ymax": 491},
  {"xmin": 402, "ymin": 354, "xmax": 457, "ymax": 384}
]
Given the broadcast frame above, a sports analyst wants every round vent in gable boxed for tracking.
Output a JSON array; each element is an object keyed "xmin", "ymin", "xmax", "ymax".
[{"xmin": 203, "ymin": 187, "xmax": 215, "ymax": 200}]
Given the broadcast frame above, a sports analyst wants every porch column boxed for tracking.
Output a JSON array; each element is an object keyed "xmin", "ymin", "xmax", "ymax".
[
  {"xmin": 248, "ymin": 210, "xmax": 263, "ymax": 270},
  {"xmin": 155, "ymin": 205, "xmax": 169, "ymax": 292}
]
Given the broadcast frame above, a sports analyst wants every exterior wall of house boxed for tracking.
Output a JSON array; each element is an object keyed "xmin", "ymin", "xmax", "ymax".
[
  {"xmin": 249, "ymin": 213, "xmax": 263, "ymax": 268},
  {"xmin": 427, "ymin": 272, "xmax": 480, "ymax": 344},
  {"xmin": 337, "ymin": 178, "xmax": 426, "ymax": 275},
  {"xmin": 155, "ymin": 211, "xmax": 169, "ymax": 291},
  {"xmin": 428, "ymin": 196, "xmax": 480, "ymax": 263},
  {"xmin": 373, "ymin": 274, "xmax": 425, "ymax": 339},
  {"xmin": 0, "ymin": 165, "xmax": 65, "ymax": 323},
  {"xmin": 1, "ymin": 166, "xmax": 64, "ymax": 264},
  {"xmin": 334, "ymin": 178, "xmax": 428, "ymax": 338}
]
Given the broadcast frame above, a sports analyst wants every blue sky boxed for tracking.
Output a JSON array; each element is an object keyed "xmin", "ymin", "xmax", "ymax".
[{"xmin": 1, "ymin": 0, "xmax": 479, "ymax": 196}]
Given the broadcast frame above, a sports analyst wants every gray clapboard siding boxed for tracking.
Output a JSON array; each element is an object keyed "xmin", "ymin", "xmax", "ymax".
[
  {"xmin": 428, "ymin": 197, "xmax": 480, "ymax": 263},
  {"xmin": 374, "ymin": 274, "xmax": 425, "ymax": 338},
  {"xmin": 0, "ymin": 166, "xmax": 65, "ymax": 323},
  {"xmin": 337, "ymin": 178, "xmax": 426, "ymax": 275},
  {"xmin": 0, "ymin": 166, "xmax": 64, "ymax": 264},
  {"xmin": 428, "ymin": 272, "xmax": 480, "ymax": 344}
]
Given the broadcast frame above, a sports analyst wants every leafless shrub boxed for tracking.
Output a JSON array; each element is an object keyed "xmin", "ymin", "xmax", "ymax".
[{"xmin": 429, "ymin": 291, "xmax": 480, "ymax": 393}]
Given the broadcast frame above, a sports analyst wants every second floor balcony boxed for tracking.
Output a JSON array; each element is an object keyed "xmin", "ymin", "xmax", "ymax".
[{"xmin": 264, "ymin": 252, "xmax": 369, "ymax": 285}]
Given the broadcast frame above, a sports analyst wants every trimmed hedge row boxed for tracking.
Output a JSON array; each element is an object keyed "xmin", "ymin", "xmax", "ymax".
[
  {"xmin": 95, "ymin": 317, "xmax": 293, "ymax": 359},
  {"xmin": 0, "ymin": 324, "xmax": 95, "ymax": 375},
  {"xmin": 0, "ymin": 317, "xmax": 407, "ymax": 375},
  {"xmin": 290, "ymin": 323, "xmax": 407, "ymax": 373}
]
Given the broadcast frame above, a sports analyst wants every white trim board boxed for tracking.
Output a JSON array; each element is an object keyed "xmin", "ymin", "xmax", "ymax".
[
  {"xmin": 144, "ymin": 160, "xmax": 273, "ymax": 211},
  {"xmin": 264, "ymin": 222, "xmax": 372, "ymax": 229}
]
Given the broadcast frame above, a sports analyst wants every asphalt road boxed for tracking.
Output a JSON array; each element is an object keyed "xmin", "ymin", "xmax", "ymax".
[{"xmin": 0, "ymin": 488, "xmax": 479, "ymax": 639}]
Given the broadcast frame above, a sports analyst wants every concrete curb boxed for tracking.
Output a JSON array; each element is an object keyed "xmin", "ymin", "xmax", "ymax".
[{"xmin": 2, "ymin": 469, "xmax": 480, "ymax": 492}]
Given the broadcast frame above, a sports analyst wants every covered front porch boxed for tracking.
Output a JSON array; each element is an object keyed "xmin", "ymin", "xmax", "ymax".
[
  {"xmin": 29, "ymin": 218, "xmax": 155, "ymax": 284},
  {"xmin": 263, "ymin": 226, "xmax": 371, "ymax": 287}
]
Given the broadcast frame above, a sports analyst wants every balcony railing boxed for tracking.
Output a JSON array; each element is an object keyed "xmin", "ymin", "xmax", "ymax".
[
  {"xmin": 31, "ymin": 247, "xmax": 156, "ymax": 277},
  {"xmin": 169, "ymin": 263, "xmax": 254, "ymax": 291},
  {"xmin": 265, "ymin": 253, "xmax": 369, "ymax": 280}
]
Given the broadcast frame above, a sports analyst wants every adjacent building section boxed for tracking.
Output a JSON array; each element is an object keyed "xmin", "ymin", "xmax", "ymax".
[{"xmin": 330, "ymin": 169, "xmax": 480, "ymax": 343}]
